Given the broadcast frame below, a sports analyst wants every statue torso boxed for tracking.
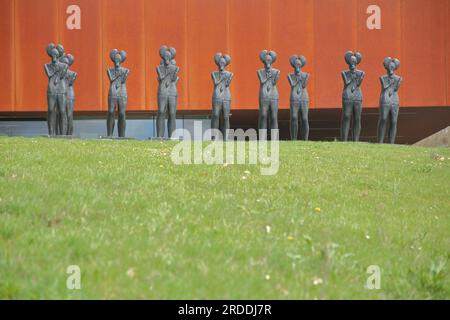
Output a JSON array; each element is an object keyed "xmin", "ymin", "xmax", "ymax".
[
  {"xmin": 212, "ymin": 71, "xmax": 233, "ymax": 101},
  {"xmin": 258, "ymin": 68, "xmax": 280, "ymax": 100},
  {"xmin": 288, "ymin": 72, "xmax": 309, "ymax": 102},
  {"xmin": 108, "ymin": 67, "xmax": 128, "ymax": 98},
  {"xmin": 157, "ymin": 64, "xmax": 179, "ymax": 97},
  {"xmin": 342, "ymin": 70, "xmax": 364, "ymax": 101},
  {"xmin": 66, "ymin": 70, "xmax": 77, "ymax": 100},
  {"xmin": 380, "ymin": 75, "xmax": 401, "ymax": 105},
  {"xmin": 45, "ymin": 62, "xmax": 68, "ymax": 95}
]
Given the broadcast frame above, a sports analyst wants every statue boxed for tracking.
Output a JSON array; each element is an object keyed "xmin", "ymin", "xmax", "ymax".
[
  {"xmin": 106, "ymin": 49, "xmax": 129, "ymax": 138},
  {"xmin": 377, "ymin": 57, "xmax": 402, "ymax": 144},
  {"xmin": 211, "ymin": 53, "xmax": 233, "ymax": 140},
  {"xmin": 156, "ymin": 46, "xmax": 179, "ymax": 138},
  {"xmin": 58, "ymin": 54, "xmax": 77, "ymax": 136},
  {"xmin": 257, "ymin": 50, "xmax": 280, "ymax": 132},
  {"xmin": 288, "ymin": 55, "xmax": 310, "ymax": 140},
  {"xmin": 341, "ymin": 51, "xmax": 365, "ymax": 142},
  {"xmin": 44, "ymin": 43, "xmax": 68, "ymax": 136}
]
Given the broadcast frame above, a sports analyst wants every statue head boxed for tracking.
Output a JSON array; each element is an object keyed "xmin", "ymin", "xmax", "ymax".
[
  {"xmin": 110, "ymin": 49, "xmax": 127, "ymax": 68},
  {"xmin": 214, "ymin": 53, "xmax": 231, "ymax": 72},
  {"xmin": 59, "ymin": 53, "xmax": 74, "ymax": 67},
  {"xmin": 290, "ymin": 55, "xmax": 306, "ymax": 74},
  {"xmin": 260, "ymin": 50, "xmax": 277, "ymax": 70},
  {"xmin": 160, "ymin": 46, "xmax": 177, "ymax": 66},
  {"xmin": 66, "ymin": 54, "xmax": 75, "ymax": 67},
  {"xmin": 47, "ymin": 43, "xmax": 62, "ymax": 63},
  {"xmin": 345, "ymin": 51, "xmax": 362, "ymax": 72},
  {"xmin": 383, "ymin": 57, "xmax": 400, "ymax": 76}
]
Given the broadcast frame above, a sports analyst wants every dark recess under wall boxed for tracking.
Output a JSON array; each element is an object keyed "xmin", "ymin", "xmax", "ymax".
[{"xmin": 1, "ymin": 107, "xmax": 449, "ymax": 144}]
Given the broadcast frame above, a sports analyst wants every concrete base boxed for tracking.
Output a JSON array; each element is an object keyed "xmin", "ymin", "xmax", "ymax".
[
  {"xmin": 99, "ymin": 136, "xmax": 136, "ymax": 140},
  {"xmin": 414, "ymin": 126, "xmax": 450, "ymax": 148},
  {"xmin": 149, "ymin": 137, "xmax": 182, "ymax": 141}
]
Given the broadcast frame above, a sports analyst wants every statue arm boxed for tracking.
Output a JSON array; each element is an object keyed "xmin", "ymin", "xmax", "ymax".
[
  {"xmin": 257, "ymin": 70, "xmax": 268, "ymax": 84},
  {"xmin": 44, "ymin": 65, "xmax": 53, "ymax": 78},
  {"xmin": 171, "ymin": 66, "xmax": 180, "ymax": 82},
  {"xmin": 342, "ymin": 72, "xmax": 351, "ymax": 85},
  {"xmin": 225, "ymin": 73, "xmax": 234, "ymax": 87},
  {"xmin": 59, "ymin": 64, "xmax": 68, "ymax": 79},
  {"xmin": 302, "ymin": 73, "xmax": 310, "ymax": 88},
  {"xmin": 156, "ymin": 66, "xmax": 167, "ymax": 82},
  {"xmin": 357, "ymin": 72, "xmax": 365, "ymax": 87},
  {"xmin": 69, "ymin": 72, "xmax": 77, "ymax": 86},
  {"xmin": 272, "ymin": 70, "xmax": 280, "ymax": 85},
  {"xmin": 380, "ymin": 76, "xmax": 390, "ymax": 90},
  {"xmin": 394, "ymin": 76, "xmax": 402, "ymax": 92},
  {"xmin": 121, "ymin": 69, "xmax": 130, "ymax": 84}
]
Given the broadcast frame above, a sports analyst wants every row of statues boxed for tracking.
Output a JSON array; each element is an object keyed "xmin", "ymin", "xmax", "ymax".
[{"xmin": 44, "ymin": 44, "xmax": 402, "ymax": 143}]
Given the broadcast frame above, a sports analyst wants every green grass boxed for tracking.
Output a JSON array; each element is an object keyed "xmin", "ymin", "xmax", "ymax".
[{"xmin": 0, "ymin": 136, "xmax": 449, "ymax": 299}]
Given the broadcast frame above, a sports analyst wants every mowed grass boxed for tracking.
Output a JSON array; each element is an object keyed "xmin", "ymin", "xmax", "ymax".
[{"xmin": 0, "ymin": 136, "xmax": 449, "ymax": 299}]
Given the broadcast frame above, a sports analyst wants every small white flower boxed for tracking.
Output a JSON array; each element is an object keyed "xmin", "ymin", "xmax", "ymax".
[
  {"xmin": 265, "ymin": 274, "xmax": 271, "ymax": 280},
  {"xmin": 312, "ymin": 277, "xmax": 323, "ymax": 285},
  {"xmin": 265, "ymin": 225, "xmax": 272, "ymax": 234}
]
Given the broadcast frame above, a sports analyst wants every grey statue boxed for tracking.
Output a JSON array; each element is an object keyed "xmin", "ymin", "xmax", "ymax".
[
  {"xmin": 58, "ymin": 54, "xmax": 77, "ymax": 136},
  {"xmin": 341, "ymin": 51, "xmax": 365, "ymax": 142},
  {"xmin": 288, "ymin": 55, "xmax": 310, "ymax": 140},
  {"xmin": 156, "ymin": 46, "xmax": 179, "ymax": 138},
  {"xmin": 377, "ymin": 57, "xmax": 402, "ymax": 144},
  {"xmin": 107, "ymin": 49, "xmax": 129, "ymax": 138},
  {"xmin": 258, "ymin": 50, "xmax": 280, "ymax": 131},
  {"xmin": 211, "ymin": 53, "xmax": 233, "ymax": 140},
  {"xmin": 44, "ymin": 43, "xmax": 68, "ymax": 136}
]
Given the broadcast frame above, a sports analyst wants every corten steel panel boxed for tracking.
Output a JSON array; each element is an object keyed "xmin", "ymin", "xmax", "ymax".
[
  {"xmin": 60, "ymin": 0, "xmax": 102, "ymax": 111},
  {"xmin": 314, "ymin": 0, "xmax": 357, "ymax": 108},
  {"xmin": 15, "ymin": 0, "xmax": 58, "ymax": 111},
  {"xmin": 401, "ymin": 0, "xmax": 447, "ymax": 107},
  {"xmin": 357, "ymin": 0, "xmax": 401, "ymax": 108},
  {"xmin": 187, "ymin": 0, "xmax": 228, "ymax": 110},
  {"xmin": 229, "ymin": 0, "xmax": 270, "ymax": 109},
  {"xmin": 145, "ymin": 0, "xmax": 188, "ymax": 110},
  {"xmin": 0, "ymin": 0, "xmax": 14, "ymax": 111},
  {"xmin": 271, "ymin": 0, "xmax": 315, "ymax": 109},
  {"xmin": 102, "ymin": 0, "xmax": 145, "ymax": 111}
]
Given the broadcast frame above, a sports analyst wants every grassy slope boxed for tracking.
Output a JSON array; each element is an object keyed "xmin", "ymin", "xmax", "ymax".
[{"xmin": 0, "ymin": 137, "xmax": 449, "ymax": 299}]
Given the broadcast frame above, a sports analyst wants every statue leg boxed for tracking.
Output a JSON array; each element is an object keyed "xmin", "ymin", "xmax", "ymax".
[
  {"xmin": 388, "ymin": 104, "xmax": 399, "ymax": 144},
  {"xmin": 341, "ymin": 100, "xmax": 352, "ymax": 141},
  {"xmin": 47, "ymin": 94, "xmax": 57, "ymax": 136},
  {"xmin": 290, "ymin": 101, "xmax": 299, "ymax": 140},
  {"xmin": 57, "ymin": 94, "xmax": 68, "ymax": 136},
  {"xmin": 211, "ymin": 99, "xmax": 221, "ymax": 131},
  {"xmin": 118, "ymin": 97, "xmax": 127, "ymax": 138},
  {"xmin": 269, "ymin": 100, "xmax": 279, "ymax": 130},
  {"xmin": 107, "ymin": 96, "xmax": 117, "ymax": 137},
  {"xmin": 377, "ymin": 104, "xmax": 390, "ymax": 143},
  {"xmin": 222, "ymin": 100, "xmax": 231, "ymax": 141},
  {"xmin": 56, "ymin": 109, "xmax": 61, "ymax": 135},
  {"xmin": 300, "ymin": 100, "xmax": 310, "ymax": 141},
  {"xmin": 258, "ymin": 99, "xmax": 269, "ymax": 130},
  {"xmin": 352, "ymin": 101, "xmax": 362, "ymax": 142},
  {"xmin": 67, "ymin": 99, "xmax": 74, "ymax": 136},
  {"xmin": 157, "ymin": 95, "xmax": 168, "ymax": 138},
  {"xmin": 167, "ymin": 96, "xmax": 177, "ymax": 139}
]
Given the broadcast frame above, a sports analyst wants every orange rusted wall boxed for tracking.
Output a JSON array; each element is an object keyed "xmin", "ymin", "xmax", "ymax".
[{"xmin": 0, "ymin": 0, "xmax": 449, "ymax": 112}]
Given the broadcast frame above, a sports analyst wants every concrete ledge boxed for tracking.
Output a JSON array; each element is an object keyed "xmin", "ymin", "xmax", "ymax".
[{"xmin": 414, "ymin": 127, "xmax": 449, "ymax": 148}]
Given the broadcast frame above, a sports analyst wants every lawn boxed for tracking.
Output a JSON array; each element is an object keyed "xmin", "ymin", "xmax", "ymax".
[{"xmin": 0, "ymin": 137, "xmax": 449, "ymax": 299}]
